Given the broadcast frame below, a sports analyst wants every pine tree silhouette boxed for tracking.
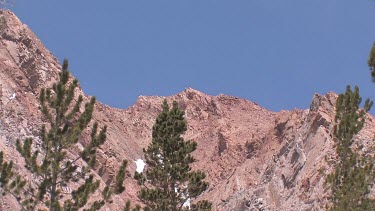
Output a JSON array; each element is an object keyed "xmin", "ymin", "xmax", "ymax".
[{"xmin": 135, "ymin": 100, "xmax": 211, "ymax": 211}]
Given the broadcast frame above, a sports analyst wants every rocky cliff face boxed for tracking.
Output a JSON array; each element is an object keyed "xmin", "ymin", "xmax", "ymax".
[{"xmin": 1, "ymin": 10, "xmax": 375, "ymax": 210}]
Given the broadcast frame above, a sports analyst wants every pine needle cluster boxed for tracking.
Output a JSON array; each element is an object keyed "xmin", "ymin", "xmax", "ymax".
[{"xmin": 327, "ymin": 85, "xmax": 375, "ymax": 210}]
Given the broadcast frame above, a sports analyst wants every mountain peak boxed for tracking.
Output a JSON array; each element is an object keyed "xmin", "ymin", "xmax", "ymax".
[
  {"xmin": 0, "ymin": 9, "xmax": 60, "ymax": 92},
  {"xmin": 182, "ymin": 87, "xmax": 205, "ymax": 94},
  {"xmin": 1, "ymin": 10, "xmax": 375, "ymax": 211}
]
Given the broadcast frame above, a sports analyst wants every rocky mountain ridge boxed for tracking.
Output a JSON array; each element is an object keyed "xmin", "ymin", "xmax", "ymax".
[{"xmin": 1, "ymin": 10, "xmax": 375, "ymax": 210}]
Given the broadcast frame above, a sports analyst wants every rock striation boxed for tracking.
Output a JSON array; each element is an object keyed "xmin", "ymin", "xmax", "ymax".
[{"xmin": 1, "ymin": 10, "xmax": 375, "ymax": 210}]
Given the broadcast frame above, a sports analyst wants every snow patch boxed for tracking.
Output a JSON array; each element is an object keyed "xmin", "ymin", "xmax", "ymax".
[
  {"xmin": 183, "ymin": 197, "xmax": 191, "ymax": 209},
  {"xmin": 9, "ymin": 93, "xmax": 15, "ymax": 100},
  {"xmin": 135, "ymin": 159, "xmax": 146, "ymax": 173},
  {"xmin": 175, "ymin": 186, "xmax": 190, "ymax": 209}
]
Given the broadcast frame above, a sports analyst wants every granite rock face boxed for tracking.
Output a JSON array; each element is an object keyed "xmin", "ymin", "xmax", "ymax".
[{"xmin": 1, "ymin": 10, "xmax": 375, "ymax": 210}]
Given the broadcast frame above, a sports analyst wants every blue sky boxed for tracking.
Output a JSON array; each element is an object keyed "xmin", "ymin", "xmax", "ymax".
[{"xmin": 10, "ymin": 1, "xmax": 375, "ymax": 111}]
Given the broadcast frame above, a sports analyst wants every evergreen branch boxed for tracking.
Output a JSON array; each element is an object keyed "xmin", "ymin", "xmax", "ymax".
[
  {"xmin": 7, "ymin": 189, "xmax": 28, "ymax": 211},
  {"xmin": 58, "ymin": 155, "xmax": 83, "ymax": 174},
  {"xmin": 0, "ymin": 174, "xmax": 37, "ymax": 211},
  {"xmin": 56, "ymin": 170, "xmax": 85, "ymax": 186},
  {"xmin": 65, "ymin": 93, "xmax": 82, "ymax": 121}
]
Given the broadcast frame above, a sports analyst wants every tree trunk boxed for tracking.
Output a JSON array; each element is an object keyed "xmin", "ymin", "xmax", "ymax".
[{"xmin": 49, "ymin": 171, "xmax": 57, "ymax": 211}]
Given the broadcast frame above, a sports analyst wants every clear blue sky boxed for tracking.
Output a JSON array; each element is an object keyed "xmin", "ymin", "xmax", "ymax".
[{"xmin": 10, "ymin": 1, "xmax": 375, "ymax": 111}]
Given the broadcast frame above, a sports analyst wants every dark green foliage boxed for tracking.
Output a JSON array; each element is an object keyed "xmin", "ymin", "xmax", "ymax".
[
  {"xmin": 0, "ymin": 151, "xmax": 26, "ymax": 204},
  {"xmin": 369, "ymin": 43, "xmax": 375, "ymax": 82},
  {"xmin": 327, "ymin": 85, "xmax": 375, "ymax": 210},
  {"xmin": 136, "ymin": 100, "xmax": 212, "ymax": 211},
  {"xmin": 11, "ymin": 59, "xmax": 128, "ymax": 210},
  {"xmin": 190, "ymin": 200, "xmax": 212, "ymax": 211},
  {"xmin": 123, "ymin": 200, "xmax": 141, "ymax": 211},
  {"xmin": 123, "ymin": 201, "xmax": 131, "ymax": 211},
  {"xmin": 114, "ymin": 160, "xmax": 128, "ymax": 194}
]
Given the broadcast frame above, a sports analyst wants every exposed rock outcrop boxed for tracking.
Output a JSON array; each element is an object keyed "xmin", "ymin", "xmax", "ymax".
[{"xmin": 1, "ymin": 10, "xmax": 375, "ymax": 210}]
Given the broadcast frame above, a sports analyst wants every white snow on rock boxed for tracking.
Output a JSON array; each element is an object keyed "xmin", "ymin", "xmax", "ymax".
[
  {"xmin": 9, "ymin": 93, "xmax": 15, "ymax": 100},
  {"xmin": 183, "ymin": 197, "xmax": 191, "ymax": 209},
  {"xmin": 135, "ymin": 159, "xmax": 146, "ymax": 173},
  {"xmin": 175, "ymin": 186, "xmax": 190, "ymax": 209}
]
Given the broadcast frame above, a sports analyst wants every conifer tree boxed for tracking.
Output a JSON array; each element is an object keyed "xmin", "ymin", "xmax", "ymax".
[
  {"xmin": 368, "ymin": 43, "xmax": 375, "ymax": 81},
  {"xmin": 135, "ymin": 100, "xmax": 211, "ymax": 211},
  {"xmin": 9, "ymin": 59, "xmax": 127, "ymax": 211},
  {"xmin": 327, "ymin": 85, "xmax": 375, "ymax": 210}
]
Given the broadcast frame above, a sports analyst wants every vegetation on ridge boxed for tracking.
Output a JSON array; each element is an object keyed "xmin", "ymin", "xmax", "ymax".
[
  {"xmin": 1, "ymin": 59, "xmax": 128, "ymax": 211},
  {"xmin": 368, "ymin": 43, "xmax": 375, "ymax": 82},
  {"xmin": 326, "ymin": 85, "xmax": 375, "ymax": 210},
  {"xmin": 135, "ymin": 100, "xmax": 212, "ymax": 211}
]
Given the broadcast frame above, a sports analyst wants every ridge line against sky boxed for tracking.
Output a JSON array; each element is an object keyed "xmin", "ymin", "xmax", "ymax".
[{"xmin": 10, "ymin": 1, "xmax": 375, "ymax": 111}]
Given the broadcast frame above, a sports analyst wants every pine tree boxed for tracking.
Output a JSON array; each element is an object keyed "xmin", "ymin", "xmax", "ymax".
[
  {"xmin": 9, "ymin": 59, "xmax": 127, "ymax": 211},
  {"xmin": 135, "ymin": 100, "xmax": 211, "ymax": 211},
  {"xmin": 327, "ymin": 85, "xmax": 375, "ymax": 210},
  {"xmin": 368, "ymin": 43, "xmax": 375, "ymax": 82}
]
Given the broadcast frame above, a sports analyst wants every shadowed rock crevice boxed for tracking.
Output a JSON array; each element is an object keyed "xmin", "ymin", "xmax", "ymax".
[{"xmin": 218, "ymin": 132, "xmax": 228, "ymax": 156}]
